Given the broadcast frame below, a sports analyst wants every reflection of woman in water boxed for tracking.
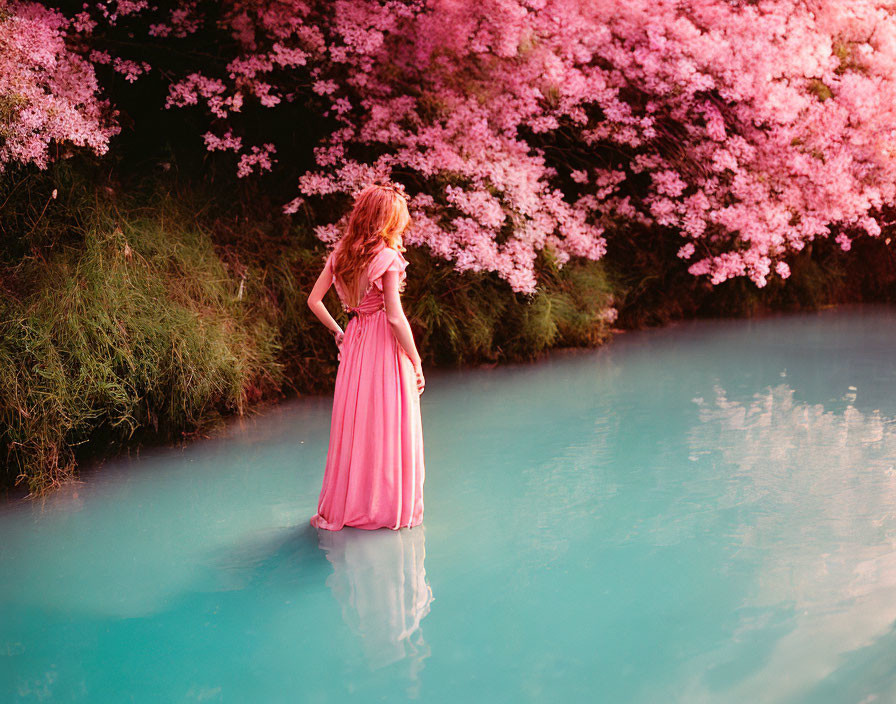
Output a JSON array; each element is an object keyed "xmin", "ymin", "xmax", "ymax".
[{"xmin": 317, "ymin": 526, "xmax": 433, "ymax": 679}]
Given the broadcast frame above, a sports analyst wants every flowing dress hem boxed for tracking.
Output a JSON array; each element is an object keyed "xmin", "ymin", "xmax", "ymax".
[{"xmin": 310, "ymin": 513, "xmax": 423, "ymax": 531}]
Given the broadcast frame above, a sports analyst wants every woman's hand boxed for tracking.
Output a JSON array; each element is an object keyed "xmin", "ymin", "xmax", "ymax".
[
  {"xmin": 333, "ymin": 328, "xmax": 344, "ymax": 362},
  {"xmin": 413, "ymin": 360, "xmax": 425, "ymax": 395}
]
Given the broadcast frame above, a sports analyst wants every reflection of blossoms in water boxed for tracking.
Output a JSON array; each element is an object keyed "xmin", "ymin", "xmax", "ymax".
[
  {"xmin": 691, "ymin": 382, "xmax": 896, "ymax": 545},
  {"xmin": 684, "ymin": 383, "xmax": 896, "ymax": 703},
  {"xmin": 317, "ymin": 527, "xmax": 432, "ymax": 693}
]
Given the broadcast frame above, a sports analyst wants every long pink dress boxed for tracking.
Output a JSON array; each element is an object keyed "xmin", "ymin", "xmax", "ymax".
[{"xmin": 310, "ymin": 242, "xmax": 425, "ymax": 531}]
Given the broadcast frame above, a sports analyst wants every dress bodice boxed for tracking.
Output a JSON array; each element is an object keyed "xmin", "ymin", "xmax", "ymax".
[{"xmin": 327, "ymin": 244, "xmax": 408, "ymax": 316}]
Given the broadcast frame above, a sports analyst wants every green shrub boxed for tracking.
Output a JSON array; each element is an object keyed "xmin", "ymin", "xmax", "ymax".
[
  {"xmin": 0, "ymin": 203, "xmax": 282, "ymax": 494},
  {"xmin": 400, "ymin": 247, "xmax": 615, "ymax": 364}
]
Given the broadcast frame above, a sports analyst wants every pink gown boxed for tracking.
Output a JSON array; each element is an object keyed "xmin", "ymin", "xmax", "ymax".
[{"xmin": 310, "ymin": 243, "xmax": 425, "ymax": 531}]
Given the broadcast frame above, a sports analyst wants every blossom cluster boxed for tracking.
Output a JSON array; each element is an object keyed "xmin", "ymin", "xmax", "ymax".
[
  {"xmin": 7, "ymin": 1, "xmax": 896, "ymax": 293},
  {"xmin": 0, "ymin": 2, "xmax": 118, "ymax": 169},
  {"xmin": 293, "ymin": 0, "xmax": 896, "ymax": 289}
]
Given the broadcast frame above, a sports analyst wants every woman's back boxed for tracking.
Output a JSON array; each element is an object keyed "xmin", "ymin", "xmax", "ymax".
[
  {"xmin": 332, "ymin": 262, "xmax": 370, "ymax": 311},
  {"xmin": 328, "ymin": 242, "xmax": 399, "ymax": 314}
]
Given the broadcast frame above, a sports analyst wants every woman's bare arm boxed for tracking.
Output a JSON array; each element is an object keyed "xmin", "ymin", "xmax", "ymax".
[
  {"xmin": 383, "ymin": 269, "xmax": 425, "ymax": 393},
  {"xmin": 307, "ymin": 262, "xmax": 344, "ymax": 343},
  {"xmin": 382, "ymin": 270, "xmax": 420, "ymax": 363}
]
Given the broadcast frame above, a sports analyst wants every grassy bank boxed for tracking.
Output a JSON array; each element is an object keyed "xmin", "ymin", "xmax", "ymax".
[
  {"xmin": 0, "ymin": 166, "xmax": 617, "ymax": 495},
  {"xmin": 7, "ymin": 162, "xmax": 892, "ymax": 496},
  {"xmin": 1, "ymin": 194, "xmax": 283, "ymax": 494}
]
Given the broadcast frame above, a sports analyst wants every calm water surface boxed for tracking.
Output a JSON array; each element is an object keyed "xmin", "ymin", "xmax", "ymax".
[{"xmin": 2, "ymin": 305, "xmax": 896, "ymax": 703}]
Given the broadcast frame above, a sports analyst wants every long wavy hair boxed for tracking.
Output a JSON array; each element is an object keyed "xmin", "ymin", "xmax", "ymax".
[{"xmin": 332, "ymin": 184, "xmax": 411, "ymax": 307}]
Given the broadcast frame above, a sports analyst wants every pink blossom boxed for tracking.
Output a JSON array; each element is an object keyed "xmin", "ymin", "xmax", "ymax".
[
  {"xmin": 283, "ymin": 196, "xmax": 305, "ymax": 215},
  {"xmin": 775, "ymin": 261, "xmax": 791, "ymax": 279},
  {"xmin": 203, "ymin": 130, "xmax": 243, "ymax": 152},
  {"xmin": 0, "ymin": 2, "xmax": 118, "ymax": 169},
  {"xmin": 25, "ymin": 0, "xmax": 896, "ymax": 292},
  {"xmin": 836, "ymin": 233, "xmax": 853, "ymax": 251},
  {"xmin": 313, "ymin": 80, "xmax": 338, "ymax": 95},
  {"xmin": 112, "ymin": 57, "xmax": 150, "ymax": 82},
  {"xmin": 236, "ymin": 143, "xmax": 276, "ymax": 178}
]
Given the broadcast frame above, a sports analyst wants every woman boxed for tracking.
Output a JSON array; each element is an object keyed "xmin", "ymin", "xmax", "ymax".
[{"xmin": 306, "ymin": 183, "xmax": 426, "ymax": 531}]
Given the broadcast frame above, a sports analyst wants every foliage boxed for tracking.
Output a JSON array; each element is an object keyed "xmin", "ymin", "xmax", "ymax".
[
  {"xmin": 399, "ymin": 246, "xmax": 616, "ymax": 364},
  {"xmin": 6, "ymin": 1, "xmax": 896, "ymax": 493},
  {"xmin": 0, "ymin": 180, "xmax": 282, "ymax": 494},
  {"xmin": 7, "ymin": 1, "xmax": 896, "ymax": 295}
]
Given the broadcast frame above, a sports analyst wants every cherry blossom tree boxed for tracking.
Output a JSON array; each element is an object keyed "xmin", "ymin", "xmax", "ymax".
[
  {"xmin": 8, "ymin": 0, "xmax": 896, "ymax": 293},
  {"xmin": 291, "ymin": 0, "xmax": 896, "ymax": 290}
]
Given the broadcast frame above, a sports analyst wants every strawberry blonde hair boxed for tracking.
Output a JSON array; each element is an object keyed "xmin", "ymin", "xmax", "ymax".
[{"xmin": 332, "ymin": 183, "xmax": 411, "ymax": 307}]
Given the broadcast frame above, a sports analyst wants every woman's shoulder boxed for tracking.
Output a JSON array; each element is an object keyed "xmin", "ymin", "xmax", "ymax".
[
  {"xmin": 370, "ymin": 244, "xmax": 407, "ymax": 267},
  {"xmin": 386, "ymin": 246, "xmax": 409, "ymax": 271},
  {"xmin": 368, "ymin": 245, "xmax": 408, "ymax": 287}
]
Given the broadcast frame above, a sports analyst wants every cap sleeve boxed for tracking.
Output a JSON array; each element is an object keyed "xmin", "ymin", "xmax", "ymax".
[{"xmin": 369, "ymin": 247, "xmax": 408, "ymax": 292}]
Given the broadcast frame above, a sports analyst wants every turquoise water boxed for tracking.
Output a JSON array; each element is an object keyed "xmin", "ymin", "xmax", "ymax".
[{"xmin": 3, "ymin": 305, "xmax": 896, "ymax": 703}]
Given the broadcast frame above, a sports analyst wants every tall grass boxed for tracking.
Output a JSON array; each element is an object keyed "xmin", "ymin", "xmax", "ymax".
[
  {"xmin": 0, "ymin": 197, "xmax": 282, "ymax": 494},
  {"xmin": 399, "ymin": 247, "xmax": 615, "ymax": 363}
]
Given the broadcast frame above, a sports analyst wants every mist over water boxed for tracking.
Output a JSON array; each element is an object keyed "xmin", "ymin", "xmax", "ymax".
[{"xmin": 2, "ymin": 305, "xmax": 895, "ymax": 703}]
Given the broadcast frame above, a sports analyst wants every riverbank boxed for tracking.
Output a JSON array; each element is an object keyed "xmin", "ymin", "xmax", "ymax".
[
  {"xmin": 4, "ymin": 163, "xmax": 895, "ymax": 497},
  {"xmin": 1, "ymin": 164, "xmax": 618, "ymax": 496}
]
